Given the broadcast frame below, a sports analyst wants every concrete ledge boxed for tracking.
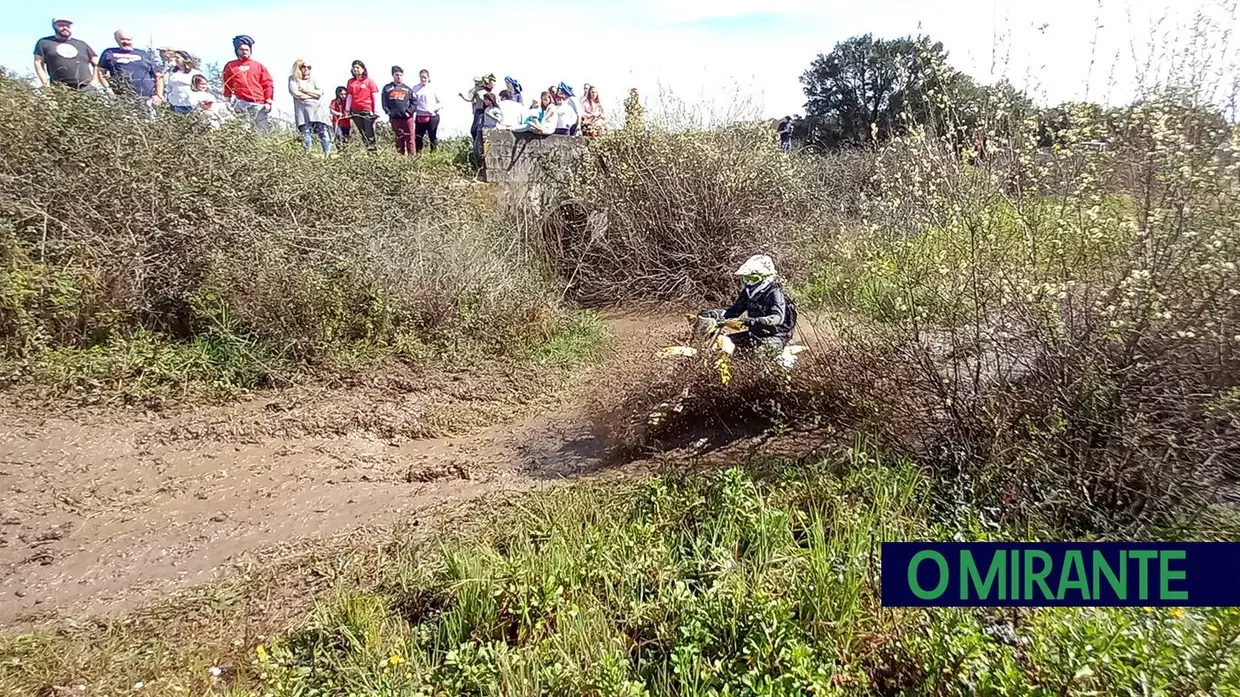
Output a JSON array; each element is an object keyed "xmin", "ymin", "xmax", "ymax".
[{"xmin": 483, "ymin": 129, "xmax": 589, "ymax": 184}]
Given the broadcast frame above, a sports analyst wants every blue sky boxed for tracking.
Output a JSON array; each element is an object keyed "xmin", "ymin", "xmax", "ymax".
[{"xmin": 3, "ymin": 0, "xmax": 1234, "ymax": 136}]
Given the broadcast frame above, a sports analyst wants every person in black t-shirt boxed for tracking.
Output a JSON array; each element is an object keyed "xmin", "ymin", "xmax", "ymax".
[{"xmin": 33, "ymin": 19, "xmax": 98, "ymax": 91}]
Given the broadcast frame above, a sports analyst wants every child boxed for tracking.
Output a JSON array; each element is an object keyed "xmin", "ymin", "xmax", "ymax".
[{"xmin": 187, "ymin": 74, "xmax": 229, "ymax": 128}]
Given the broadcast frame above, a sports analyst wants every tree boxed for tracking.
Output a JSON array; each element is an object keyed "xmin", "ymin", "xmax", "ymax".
[
  {"xmin": 799, "ymin": 34, "xmax": 959, "ymax": 146},
  {"xmin": 205, "ymin": 61, "xmax": 224, "ymax": 96}
]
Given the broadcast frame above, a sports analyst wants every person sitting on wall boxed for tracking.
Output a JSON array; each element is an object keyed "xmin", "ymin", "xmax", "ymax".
[
  {"xmin": 515, "ymin": 90, "xmax": 558, "ymax": 135},
  {"xmin": 496, "ymin": 89, "xmax": 525, "ymax": 130}
]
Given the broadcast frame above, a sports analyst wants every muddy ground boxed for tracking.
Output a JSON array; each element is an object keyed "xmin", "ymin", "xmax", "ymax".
[{"xmin": 2, "ymin": 312, "xmax": 825, "ymax": 629}]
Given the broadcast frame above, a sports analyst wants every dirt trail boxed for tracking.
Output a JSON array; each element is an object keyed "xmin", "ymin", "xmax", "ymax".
[{"xmin": 0, "ymin": 312, "xmax": 684, "ymax": 628}]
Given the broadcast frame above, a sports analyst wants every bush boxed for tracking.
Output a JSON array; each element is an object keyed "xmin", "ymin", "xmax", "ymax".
[
  {"xmin": 825, "ymin": 92, "xmax": 1240, "ymax": 535},
  {"xmin": 543, "ymin": 124, "xmax": 824, "ymax": 305},
  {"xmin": 0, "ymin": 74, "xmax": 562, "ymax": 395}
]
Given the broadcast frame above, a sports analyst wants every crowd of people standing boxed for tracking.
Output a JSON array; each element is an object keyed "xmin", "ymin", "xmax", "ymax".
[{"xmin": 30, "ymin": 18, "xmax": 622, "ymax": 160}]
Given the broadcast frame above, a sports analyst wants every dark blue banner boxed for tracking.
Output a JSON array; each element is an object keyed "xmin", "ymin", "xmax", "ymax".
[{"xmin": 881, "ymin": 542, "xmax": 1240, "ymax": 607}]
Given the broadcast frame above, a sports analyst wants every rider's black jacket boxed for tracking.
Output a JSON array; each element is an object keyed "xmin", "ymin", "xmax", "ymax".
[{"xmin": 722, "ymin": 279, "xmax": 797, "ymax": 340}]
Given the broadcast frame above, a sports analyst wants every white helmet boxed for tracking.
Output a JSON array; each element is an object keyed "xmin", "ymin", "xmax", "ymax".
[{"xmin": 735, "ymin": 254, "xmax": 776, "ymax": 280}]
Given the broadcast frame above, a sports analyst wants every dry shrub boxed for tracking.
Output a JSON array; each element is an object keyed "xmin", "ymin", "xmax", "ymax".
[
  {"xmin": 543, "ymin": 124, "xmax": 823, "ymax": 305},
  {"xmin": 834, "ymin": 87, "xmax": 1240, "ymax": 534},
  {"xmin": 0, "ymin": 73, "xmax": 559, "ymax": 379},
  {"xmin": 601, "ymin": 318, "xmax": 884, "ymax": 457}
]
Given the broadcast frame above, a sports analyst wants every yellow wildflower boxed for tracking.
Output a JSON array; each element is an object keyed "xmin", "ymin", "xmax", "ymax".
[
  {"xmin": 1169, "ymin": 608, "xmax": 1186, "ymax": 620},
  {"xmin": 388, "ymin": 654, "xmax": 405, "ymax": 666},
  {"xmin": 256, "ymin": 644, "xmax": 269, "ymax": 662}
]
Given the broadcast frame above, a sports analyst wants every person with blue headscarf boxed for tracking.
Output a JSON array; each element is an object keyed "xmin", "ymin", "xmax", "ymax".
[
  {"xmin": 221, "ymin": 34, "xmax": 273, "ymax": 135},
  {"xmin": 504, "ymin": 76, "xmax": 522, "ymax": 105},
  {"xmin": 557, "ymin": 82, "xmax": 580, "ymax": 136}
]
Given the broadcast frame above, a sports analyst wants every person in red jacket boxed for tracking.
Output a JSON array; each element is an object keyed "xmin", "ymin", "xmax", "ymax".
[
  {"xmin": 345, "ymin": 60, "xmax": 380, "ymax": 151},
  {"xmin": 221, "ymin": 34, "xmax": 273, "ymax": 135}
]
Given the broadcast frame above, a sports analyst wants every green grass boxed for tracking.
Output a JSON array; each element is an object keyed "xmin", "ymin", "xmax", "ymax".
[
  {"xmin": 523, "ymin": 310, "xmax": 611, "ymax": 368},
  {"xmin": 799, "ymin": 194, "xmax": 1138, "ymax": 325},
  {"xmin": 0, "ymin": 308, "xmax": 611, "ymax": 405},
  {"xmin": 5, "ymin": 455, "xmax": 1236, "ymax": 697}
]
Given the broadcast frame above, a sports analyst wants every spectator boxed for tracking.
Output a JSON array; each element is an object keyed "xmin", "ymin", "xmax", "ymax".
[
  {"xmin": 504, "ymin": 76, "xmax": 523, "ymax": 105},
  {"xmin": 97, "ymin": 29, "xmax": 163, "ymax": 116},
  {"xmin": 289, "ymin": 59, "xmax": 333, "ymax": 155},
  {"xmin": 156, "ymin": 46, "xmax": 176, "ymax": 71},
  {"xmin": 345, "ymin": 60, "xmax": 380, "ymax": 151},
  {"xmin": 329, "ymin": 86, "xmax": 351, "ymax": 144},
  {"xmin": 623, "ymin": 88, "xmax": 644, "ymax": 131},
  {"xmin": 460, "ymin": 74, "xmax": 495, "ymax": 156},
  {"xmin": 496, "ymin": 90, "xmax": 525, "ymax": 130},
  {"xmin": 186, "ymin": 74, "xmax": 229, "ymax": 128},
  {"xmin": 33, "ymin": 19, "xmax": 98, "ymax": 91},
  {"xmin": 558, "ymin": 82, "xmax": 580, "ymax": 135},
  {"xmin": 412, "ymin": 69, "xmax": 442, "ymax": 154},
  {"xmin": 517, "ymin": 91, "xmax": 557, "ymax": 135},
  {"xmin": 164, "ymin": 51, "xmax": 204, "ymax": 114},
  {"xmin": 777, "ymin": 116, "xmax": 792, "ymax": 151},
  {"xmin": 472, "ymin": 92, "xmax": 503, "ymax": 164},
  {"xmin": 580, "ymin": 84, "xmax": 605, "ymax": 137},
  {"xmin": 552, "ymin": 88, "xmax": 578, "ymax": 136},
  {"xmin": 382, "ymin": 66, "xmax": 416, "ymax": 155},
  {"xmin": 222, "ymin": 35, "xmax": 274, "ymax": 135}
]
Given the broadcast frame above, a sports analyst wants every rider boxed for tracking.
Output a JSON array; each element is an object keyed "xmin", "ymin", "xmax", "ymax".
[{"xmin": 704, "ymin": 254, "xmax": 797, "ymax": 353}]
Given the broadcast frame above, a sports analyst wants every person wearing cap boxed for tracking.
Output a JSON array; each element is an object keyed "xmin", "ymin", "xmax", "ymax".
[
  {"xmin": 289, "ymin": 59, "xmax": 333, "ymax": 155},
  {"xmin": 702, "ymin": 254, "xmax": 798, "ymax": 354},
  {"xmin": 222, "ymin": 35, "xmax": 274, "ymax": 135},
  {"xmin": 551, "ymin": 87, "xmax": 578, "ymax": 136},
  {"xmin": 33, "ymin": 19, "xmax": 99, "ymax": 91},
  {"xmin": 459, "ymin": 74, "xmax": 495, "ymax": 161},
  {"xmin": 97, "ymin": 29, "xmax": 163, "ymax": 116},
  {"xmin": 382, "ymin": 66, "xmax": 417, "ymax": 155},
  {"xmin": 557, "ymin": 82, "xmax": 581, "ymax": 136},
  {"xmin": 411, "ymin": 69, "xmax": 442, "ymax": 154},
  {"xmin": 504, "ymin": 76, "xmax": 523, "ymax": 106},
  {"xmin": 164, "ymin": 51, "xmax": 204, "ymax": 114}
]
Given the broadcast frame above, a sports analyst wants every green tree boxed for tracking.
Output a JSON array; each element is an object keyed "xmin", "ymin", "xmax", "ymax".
[{"xmin": 799, "ymin": 34, "xmax": 959, "ymax": 146}]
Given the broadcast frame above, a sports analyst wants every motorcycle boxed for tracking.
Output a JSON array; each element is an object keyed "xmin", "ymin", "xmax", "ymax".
[
  {"xmin": 662, "ymin": 311, "xmax": 807, "ymax": 385},
  {"xmin": 646, "ymin": 312, "xmax": 807, "ymax": 428}
]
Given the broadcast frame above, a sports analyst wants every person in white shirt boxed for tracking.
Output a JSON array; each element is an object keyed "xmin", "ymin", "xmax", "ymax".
[
  {"xmin": 163, "ymin": 50, "xmax": 203, "ymax": 114},
  {"xmin": 412, "ymin": 69, "xmax": 442, "ymax": 153},
  {"xmin": 557, "ymin": 82, "xmax": 581, "ymax": 135},
  {"xmin": 516, "ymin": 90, "xmax": 558, "ymax": 135},
  {"xmin": 496, "ymin": 90, "xmax": 525, "ymax": 130},
  {"xmin": 552, "ymin": 88, "xmax": 578, "ymax": 135},
  {"xmin": 186, "ymin": 73, "xmax": 230, "ymax": 128}
]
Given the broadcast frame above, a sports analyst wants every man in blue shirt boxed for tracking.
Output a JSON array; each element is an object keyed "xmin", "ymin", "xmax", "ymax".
[{"xmin": 97, "ymin": 29, "xmax": 163, "ymax": 113}]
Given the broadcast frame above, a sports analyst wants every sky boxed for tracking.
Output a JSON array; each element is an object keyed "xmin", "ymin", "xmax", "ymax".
[{"xmin": 3, "ymin": 0, "xmax": 1236, "ymax": 136}]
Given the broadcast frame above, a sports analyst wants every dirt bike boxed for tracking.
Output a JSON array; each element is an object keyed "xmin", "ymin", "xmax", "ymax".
[
  {"xmin": 644, "ymin": 312, "xmax": 807, "ymax": 430},
  {"xmin": 661, "ymin": 311, "xmax": 807, "ymax": 385}
]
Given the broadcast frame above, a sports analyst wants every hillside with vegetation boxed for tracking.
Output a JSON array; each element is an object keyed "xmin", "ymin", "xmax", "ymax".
[{"xmin": 2, "ymin": 17, "xmax": 1240, "ymax": 696}]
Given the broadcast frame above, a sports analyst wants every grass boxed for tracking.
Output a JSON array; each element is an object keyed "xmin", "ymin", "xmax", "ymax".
[
  {"xmin": 4, "ymin": 454, "xmax": 1237, "ymax": 697},
  {"xmin": 522, "ymin": 310, "xmax": 611, "ymax": 368},
  {"xmin": 798, "ymin": 191, "xmax": 1139, "ymax": 325},
  {"xmin": 0, "ymin": 309, "xmax": 611, "ymax": 407}
]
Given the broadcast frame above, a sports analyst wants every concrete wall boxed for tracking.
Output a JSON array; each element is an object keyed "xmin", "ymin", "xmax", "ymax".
[{"xmin": 483, "ymin": 130, "xmax": 588, "ymax": 185}]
